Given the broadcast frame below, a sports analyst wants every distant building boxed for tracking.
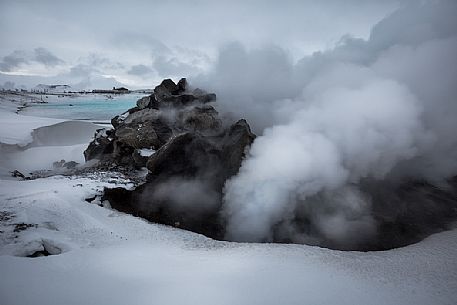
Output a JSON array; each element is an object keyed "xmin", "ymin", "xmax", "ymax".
[{"xmin": 92, "ymin": 87, "xmax": 130, "ymax": 94}]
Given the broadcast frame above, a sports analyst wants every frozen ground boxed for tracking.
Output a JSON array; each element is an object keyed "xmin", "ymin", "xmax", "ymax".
[
  {"xmin": 0, "ymin": 93, "xmax": 456, "ymax": 305},
  {"xmin": 0, "ymin": 94, "xmax": 101, "ymax": 177}
]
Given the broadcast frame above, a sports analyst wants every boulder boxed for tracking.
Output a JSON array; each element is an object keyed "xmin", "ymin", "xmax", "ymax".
[
  {"xmin": 153, "ymin": 78, "xmax": 214, "ymax": 107},
  {"xmin": 220, "ymin": 119, "xmax": 256, "ymax": 178},
  {"xmin": 85, "ymin": 78, "xmax": 222, "ymax": 170},
  {"xmin": 154, "ymin": 78, "xmax": 179, "ymax": 102},
  {"xmin": 136, "ymin": 95, "xmax": 159, "ymax": 110},
  {"xmin": 84, "ymin": 129, "xmax": 114, "ymax": 161},
  {"xmin": 179, "ymin": 105, "xmax": 222, "ymax": 132},
  {"xmin": 136, "ymin": 96, "xmax": 151, "ymax": 109},
  {"xmin": 177, "ymin": 78, "xmax": 187, "ymax": 92},
  {"xmin": 105, "ymin": 118, "xmax": 255, "ymax": 238},
  {"xmin": 114, "ymin": 119, "xmax": 170, "ymax": 149},
  {"xmin": 87, "ymin": 78, "xmax": 256, "ymax": 238}
]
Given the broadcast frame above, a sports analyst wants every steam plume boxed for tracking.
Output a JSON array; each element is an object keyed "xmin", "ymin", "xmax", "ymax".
[{"xmin": 192, "ymin": 0, "xmax": 457, "ymax": 246}]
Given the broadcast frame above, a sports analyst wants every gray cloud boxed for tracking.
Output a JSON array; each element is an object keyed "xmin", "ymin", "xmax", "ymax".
[
  {"xmin": 0, "ymin": 0, "xmax": 402, "ymax": 86},
  {"xmin": 127, "ymin": 64, "xmax": 153, "ymax": 76},
  {"xmin": 153, "ymin": 55, "xmax": 200, "ymax": 78},
  {"xmin": 67, "ymin": 64, "xmax": 99, "ymax": 78},
  {"xmin": 33, "ymin": 47, "xmax": 64, "ymax": 66},
  {"xmin": 0, "ymin": 50, "xmax": 28, "ymax": 72},
  {"xmin": 0, "ymin": 48, "xmax": 64, "ymax": 72}
]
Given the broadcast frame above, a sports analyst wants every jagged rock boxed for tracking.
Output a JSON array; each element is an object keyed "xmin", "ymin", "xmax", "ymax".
[
  {"xmin": 115, "ymin": 121, "xmax": 161, "ymax": 149},
  {"xmin": 154, "ymin": 79, "xmax": 179, "ymax": 102},
  {"xmin": 153, "ymin": 78, "xmax": 215, "ymax": 107},
  {"xmin": 146, "ymin": 132, "xmax": 220, "ymax": 179},
  {"xmin": 85, "ymin": 78, "xmax": 222, "ymax": 169},
  {"xmin": 136, "ymin": 96, "xmax": 151, "ymax": 109},
  {"xmin": 177, "ymin": 78, "xmax": 187, "ymax": 92},
  {"xmin": 86, "ymin": 78, "xmax": 256, "ymax": 238},
  {"xmin": 111, "ymin": 115, "xmax": 123, "ymax": 129},
  {"xmin": 104, "ymin": 118, "xmax": 255, "ymax": 238},
  {"xmin": 115, "ymin": 109, "xmax": 172, "ymax": 150},
  {"xmin": 220, "ymin": 119, "xmax": 256, "ymax": 177},
  {"xmin": 136, "ymin": 95, "xmax": 159, "ymax": 110},
  {"xmin": 179, "ymin": 105, "xmax": 222, "ymax": 132},
  {"xmin": 84, "ymin": 129, "xmax": 114, "ymax": 161}
]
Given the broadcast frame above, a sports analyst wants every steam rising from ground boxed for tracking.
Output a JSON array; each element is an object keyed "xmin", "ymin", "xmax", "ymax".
[{"xmin": 192, "ymin": 1, "xmax": 457, "ymax": 246}]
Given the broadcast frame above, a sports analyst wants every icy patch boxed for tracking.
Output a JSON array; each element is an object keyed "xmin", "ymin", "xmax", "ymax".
[
  {"xmin": 0, "ymin": 119, "xmax": 98, "ymax": 177},
  {"xmin": 0, "ymin": 111, "xmax": 63, "ymax": 146},
  {"xmin": 29, "ymin": 121, "xmax": 98, "ymax": 147},
  {"xmin": 139, "ymin": 148, "xmax": 155, "ymax": 157},
  {"xmin": 0, "ymin": 144, "xmax": 87, "ymax": 175}
]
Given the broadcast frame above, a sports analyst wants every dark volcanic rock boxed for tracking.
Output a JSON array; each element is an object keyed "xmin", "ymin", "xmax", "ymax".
[
  {"xmin": 84, "ymin": 78, "xmax": 224, "ymax": 169},
  {"xmin": 87, "ymin": 77, "xmax": 255, "ymax": 238},
  {"xmin": 104, "ymin": 119, "xmax": 255, "ymax": 239},
  {"xmin": 87, "ymin": 77, "xmax": 457, "ymax": 252},
  {"xmin": 136, "ymin": 95, "xmax": 159, "ymax": 110},
  {"xmin": 178, "ymin": 105, "xmax": 221, "ymax": 133},
  {"xmin": 84, "ymin": 129, "xmax": 114, "ymax": 162}
]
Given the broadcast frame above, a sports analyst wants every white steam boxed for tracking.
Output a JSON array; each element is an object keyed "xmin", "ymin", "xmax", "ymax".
[{"xmin": 191, "ymin": 0, "xmax": 457, "ymax": 244}]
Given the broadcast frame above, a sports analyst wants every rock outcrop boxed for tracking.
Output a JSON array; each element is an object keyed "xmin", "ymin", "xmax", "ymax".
[
  {"xmin": 85, "ymin": 78, "xmax": 457, "ymax": 251},
  {"xmin": 84, "ymin": 78, "xmax": 229, "ymax": 169},
  {"xmin": 85, "ymin": 78, "xmax": 255, "ymax": 238}
]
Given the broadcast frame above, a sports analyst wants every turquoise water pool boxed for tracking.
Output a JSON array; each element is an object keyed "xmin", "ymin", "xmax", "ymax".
[{"xmin": 21, "ymin": 94, "xmax": 145, "ymax": 121}]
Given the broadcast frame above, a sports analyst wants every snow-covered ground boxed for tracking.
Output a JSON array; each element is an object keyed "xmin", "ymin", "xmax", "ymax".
[
  {"xmin": 0, "ymin": 93, "xmax": 100, "ymax": 177},
  {"xmin": 1, "ymin": 93, "xmax": 456, "ymax": 305}
]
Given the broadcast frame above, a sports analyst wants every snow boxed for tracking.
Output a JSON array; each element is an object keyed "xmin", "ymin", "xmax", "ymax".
[
  {"xmin": 0, "ymin": 118, "xmax": 98, "ymax": 177},
  {"xmin": 0, "ymin": 176, "xmax": 456, "ymax": 305},
  {"xmin": 0, "ymin": 111, "xmax": 63, "ymax": 146},
  {"xmin": 0, "ymin": 94, "xmax": 101, "ymax": 177},
  {"xmin": 1, "ymin": 93, "xmax": 457, "ymax": 305},
  {"xmin": 139, "ymin": 148, "xmax": 156, "ymax": 157},
  {"xmin": 0, "ymin": 143, "xmax": 88, "ymax": 174}
]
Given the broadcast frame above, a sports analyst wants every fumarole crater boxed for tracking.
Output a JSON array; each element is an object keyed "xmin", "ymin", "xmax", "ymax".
[{"xmin": 84, "ymin": 78, "xmax": 457, "ymax": 251}]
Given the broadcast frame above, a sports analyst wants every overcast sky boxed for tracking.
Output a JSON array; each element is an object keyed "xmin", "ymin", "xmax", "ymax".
[{"xmin": 0, "ymin": 0, "xmax": 406, "ymax": 89}]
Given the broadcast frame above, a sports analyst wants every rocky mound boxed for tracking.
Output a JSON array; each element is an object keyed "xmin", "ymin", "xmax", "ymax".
[
  {"xmin": 85, "ymin": 78, "xmax": 255, "ymax": 238},
  {"xmin": 85, "ymin": 78, "xmax": 457, "ymax": 251}
]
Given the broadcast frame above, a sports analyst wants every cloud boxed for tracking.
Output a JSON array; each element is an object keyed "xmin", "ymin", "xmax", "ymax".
[
  {"xmin": 0, "ymin": 48, "xmax": 64, "ymax": 72},
  {"xmin": 0, "ymin": 0, "xmax": 401, "ymax": 86},
  {"xmin": 153, "ymin": 55, "xmax": 200, "ymax": 78},
  {"xmin": 0, "ymin": 50, "xmax": 28, "ymax": 72},
  {"xmin": 33, "ymin": 47, "xmax": 64, "ymax": 66},
  {"xmin": 127, "ymin": 64, "xmax": 153, "ymax": 76}
]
